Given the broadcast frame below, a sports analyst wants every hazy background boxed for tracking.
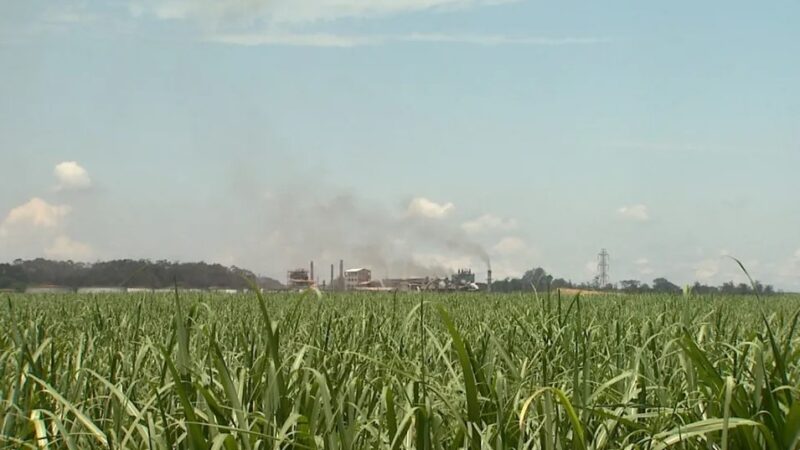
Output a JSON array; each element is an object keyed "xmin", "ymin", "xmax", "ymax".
[{"xmin": 1, "ymin": 1, "xmax": 798, "ymax": 288}]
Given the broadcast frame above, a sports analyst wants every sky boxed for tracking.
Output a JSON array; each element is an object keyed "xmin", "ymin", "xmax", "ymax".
[{"xmin": 1, "ymin": 0, "xmax": 799, "ymax": 289}]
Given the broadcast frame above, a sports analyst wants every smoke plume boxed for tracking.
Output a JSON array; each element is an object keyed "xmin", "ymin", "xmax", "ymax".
[{"xmin": 226, "ymin": 175, "xmax": 490, "ymax": 279}]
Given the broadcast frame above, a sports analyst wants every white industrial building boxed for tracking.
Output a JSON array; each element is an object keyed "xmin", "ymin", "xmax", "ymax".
[
  {"xmin": 77, "ymin": 287, "xmax": 127, "ymax": 294},
  {"xmin": 345, "ymin": 268, "xmax": 371, "ymax": 290},
  {"xmin": 25, "ymin": 285, "xmax": 73, "ymax": 294}
]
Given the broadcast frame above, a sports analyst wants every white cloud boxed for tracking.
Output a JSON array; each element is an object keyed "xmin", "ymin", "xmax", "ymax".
[
  {"xmin": 778, "ymin": 249, "xmax": 800, "ymax": 283},
  {"xmin": 407, "ymin": 197, "xmax": 454, "ymax": 219},
  {"xmin": 132, "ymin": 0, "xmax": 516, "ymax": 25},
  {"xmin": 462, "ymin": 214, "xmax": 517, "ymax": 234},
  {"xmin": 54, "ymin": 161, "xmax": 92, "ymax": 191},
  {"xmin": 694, "ymin": 259, "xmax": 720, "ymax": 281},
  {"xmin": 634, "ymin": 257, "xmax": 654, "ymax": 275},
  {"xmin": 492, "ymin": 236, "xmax": 526, "ymax": 255},
  {"xmin": 397, "ymin": 33, "xmax": 608, "ymax": 46},
  {"xmin": 1, "ymin": 198, "xmax": 71, "ymax": 233},
  {"xmin": 45, "ymin": 235, "xmax": 94, "ymax": 261},
  {"xmin": 207, "ymin": 32, "xmax": 378, "ymax": 47},
  {"xmin": 610, "ymin": 141, "xmax": 708, "ymax": 153},
  {"xmin": 42, "ymin": 4, "xmax": 100, "ymax": 24},
  {"xmin": 617, "ymin": 204, "xmax": 649, "ymax": 222},
  {"xmin": 134, "ymin": 0, "xmax": 610, "ymax": 48},
  {"xmin": 585, "ymin": 260, "xmax": 597, "ymax": 276},
  {"xmin": 206, "ymin": 32, "xmax": 609, "ymax": 48},
  {"xmin": 0, "ymin": 199, "xmax": 90, "ymax": 261}
]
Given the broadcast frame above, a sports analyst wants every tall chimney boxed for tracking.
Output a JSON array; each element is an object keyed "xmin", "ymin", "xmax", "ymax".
[
  {"xmin": 339, "ymin": 260, "xmax": 344, "ymax": 291},
  {"xmin": 330, "ymin": 264, "xmax": 334, "ymax": 288},
  {"xmin": 310, "ymin": 261, "xmax": 314, "ymax": 282},
  {"xmin": 487, "ymin": 269, "xmax": 493, "ymax": 293}
]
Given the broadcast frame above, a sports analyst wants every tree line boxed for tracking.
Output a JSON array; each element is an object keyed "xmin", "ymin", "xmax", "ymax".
[
  {"xmin": 490, "ymin": 267, "xmax": 777, "ymax": 295},
  {"xmin": 0, "ymin": 259, "xmax": 283, "ymax": 291},
  {"xmin": 0, "ymin": 260, "xmax": 778, "ymax": 295}
]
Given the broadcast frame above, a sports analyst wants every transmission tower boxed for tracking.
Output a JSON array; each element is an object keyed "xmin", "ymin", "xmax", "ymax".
[{"xmin": 597, "ymin": 249, "xmax": 610, "ymax": 287}]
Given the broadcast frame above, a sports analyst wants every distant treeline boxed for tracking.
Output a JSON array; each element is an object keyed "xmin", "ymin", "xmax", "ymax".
[
  {"xmin": 0, "ymin": 260, "xmax": 778, "ymax": 295},
  {"xmin": 490, "ymin": 267, "xmax": 778, "ymax": 295},
  {"xmin": 0, "ymin": 259, "xmax": 283, "ymax": 291}
]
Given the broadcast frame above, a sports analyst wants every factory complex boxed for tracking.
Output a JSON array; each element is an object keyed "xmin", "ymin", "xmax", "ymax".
[{"xmin": 287, "ymin": 260, "xmax": 492, "ymax": 292}]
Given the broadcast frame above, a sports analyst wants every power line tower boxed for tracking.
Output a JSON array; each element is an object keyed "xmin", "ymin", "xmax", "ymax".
[{"xmin": 597, "ymin": 249, "xmax": 610, "ymax": 287}]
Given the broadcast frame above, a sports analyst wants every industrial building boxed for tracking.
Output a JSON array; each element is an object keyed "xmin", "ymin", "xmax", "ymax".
[
  {"xmin": 77, "ymin": 287, "xmax": 127, "ymax": 294},
  {"xmin": 285, "ymin": 260, "xmax": 376, "ymax": 291},
  {"xmin": 452, "ymin": 269, "xmax": 476, "ymax": 286},
  {"xmin": 209, "ymin": 287, "xmax": 241, "ymax": 294},
  {"xmin": 127, "ymin": 287, "xmax": 154, "ymax": 293},
  {"xmin": 287, "ymin": 259, "xmax": 491, "ymax": 293},
  {"xmin": 382, "ymin": 270, "xmax": 483, "ymax": 292},
  {"xmin": 289, "ymin": 259, "xmax": 351, "ymax": 291},
  {"xmin": 345, "ymin": 268, "xmax": 372, "ymax": 290},
  {"xmin": 382, "ymin": 277, "xmax": 430, "ymax": 292},
  {"xmin": 24, "ymin": 285, "xmax": 73, "ymax": 294},
  {"xmin": 287, "ymin": 267, "xmax": 313, "ymax": 289}
]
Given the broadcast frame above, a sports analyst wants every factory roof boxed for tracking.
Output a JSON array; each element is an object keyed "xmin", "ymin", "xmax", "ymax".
[{"xmin": 345, "ymin": 268, "xmax": 370, "ymax": 273}]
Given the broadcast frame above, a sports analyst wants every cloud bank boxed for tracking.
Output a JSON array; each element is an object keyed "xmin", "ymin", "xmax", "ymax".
[
  {"xmin": 128, "ymin": 0, "xmax": 609, "ymax": 48},
  {"xmin": 205, "ymin": 32, "xmax": 610, "ymax": 48},
  {"xmin": 131, "ymin": 0, "xmax": 517, "ymax": 25},
  {"xmin": 1, "ymin": 198, "xmax": 71, "ymax": 232},
  {"xmin": 0, "ymin": 197, "xmax": 93, "ymax": 261}
]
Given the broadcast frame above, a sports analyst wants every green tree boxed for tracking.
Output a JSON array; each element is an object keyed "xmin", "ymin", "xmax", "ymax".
[{"xmin": 652, "ymin": 277, "xmax": 681, "ymax": 294}]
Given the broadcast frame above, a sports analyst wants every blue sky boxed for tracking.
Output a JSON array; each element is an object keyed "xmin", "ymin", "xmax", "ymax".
[{"xmin": 1, "ymin": 1, "xmax": 799, "ymax": 288}]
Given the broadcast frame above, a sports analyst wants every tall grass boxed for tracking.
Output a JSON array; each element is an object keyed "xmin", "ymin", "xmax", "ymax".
[{"xmin": 1, "ymin": 291, "xmax": 798, "ymax": 449}]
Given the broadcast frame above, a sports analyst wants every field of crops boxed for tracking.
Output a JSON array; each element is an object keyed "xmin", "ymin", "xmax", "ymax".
[{"xmin": 1, "ymin": 290, "xmax": 799, "ymax": 449}]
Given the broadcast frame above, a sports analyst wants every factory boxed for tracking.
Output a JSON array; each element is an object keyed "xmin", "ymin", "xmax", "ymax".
[
  {"xmin": 287, "ymin": 266, "xmax": 314, "ymax": 289},
  {"xmin": 285, "ymin": 260, "xmax": 376, "ymax": 291},
  {"xmin": 286, "ymin": 260, "xmax": 348, "ymax": 291},
  {"xmin": 382, "ymin": 277, "xmax": 429, "ymax": 291},
  {"xmin": 345, "ymin": 268, "xmax": 372, "ymax": 289},
  {"xmin": 287, "ymin": 260, "xmax": 492, "ymax": 292},
  {"xmin": 452, "ymin": 269, "xmax": 476, "ymax": 288},
  {"xmin": 77, "ymin": 287, "xmax": 127, "ymax": 294},
  {"xmin": 24, "ymin": 285, "xmax": 73, "ymax": 294}
]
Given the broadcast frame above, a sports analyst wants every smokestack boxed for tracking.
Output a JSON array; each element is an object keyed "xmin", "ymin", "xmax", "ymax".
[
  {"xmin": 339, "ymin": 260, "xmax": 344, "ymax": 291},
  {"xmin": 330, "ymin": 264, "xmax": 334, "ymax": 288},
  {"xmin": 487, "ymin": 268, "xmax": 492, "ymax": 293},
  {"xmin": 310, "ymin": 261, "xmax": 314, "ymax": 282}
]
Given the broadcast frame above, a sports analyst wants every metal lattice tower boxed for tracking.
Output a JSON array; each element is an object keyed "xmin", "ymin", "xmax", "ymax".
[{"xmin": 597, "ymin": 249, "xmax": 610, "ymax": 287}]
